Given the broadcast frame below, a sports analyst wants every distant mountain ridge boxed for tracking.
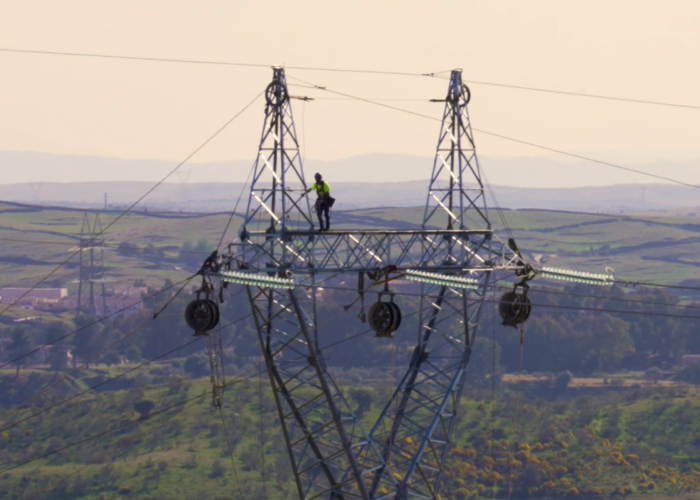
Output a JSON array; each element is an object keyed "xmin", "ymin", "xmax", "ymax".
[
  {"xmin": 0, "ymin": 150, "xmax": 699, "ymax": 188},
  {"xmin": 1, "ymin": 150, "xmax": 700, "ymax": 214},
  {"xmin": 1, "ymin": 180, "xmax": 699, "ymax": 215}
]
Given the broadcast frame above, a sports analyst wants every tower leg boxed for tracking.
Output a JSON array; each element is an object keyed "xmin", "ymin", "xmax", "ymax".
[
  {"xmin": 246, "ymin": 284, "xmax": 381, "ymax": 500},
  {"xmin": 361, "ymin": 273, "xmax": 489, "ymax": 499},
  {"xmin": 205, "ymin": 331, "xmax": 226, "ymax": 409}
]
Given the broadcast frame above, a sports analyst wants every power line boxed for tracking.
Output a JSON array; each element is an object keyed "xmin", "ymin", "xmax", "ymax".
[
  {"xmin": 471, "ymin": 130, "xmax": 700, "ymax": 190},
  {"xmin": 0, "ymin": 275, "xmax": 195, "ymax": 370},
  {"xmin": 2, "ymin": 245, "xmax": 691, "ymax": 351},
  {"xmin": 309, "ymin": 98, "xmax": 433, "ymax": 102},
  {"xmin": 1, "ymin": 274, "xmax": 196, "ymax": 425},
  {"xmin": 9, "ymin": 282, "xmax": 688, "ymax": 466},
  {"xmin": 302, "ymin": 282, "xmax": 700, "ymax": 322},
  {"xmin": 9, "ymin": 278, "xmax": 685, "ymax": 421},
  {"xmin": 329, "ymin": 271, "xmax": 700, "ymax": 314},
  {"xmin": 609, "ymin": 278, "xmax": 700, "ymax": 293},
  {"xmin": 26, "ymin": 362, "xmax": 262, "ymax": 500},
  {"xmin": 4, "ymin": 47, "xmax": 700, "ymax": 111},
  {"xmin": 33, "ymin": 363, "xmax": 265, "ymax": 499},
  {"xmin": 217, "ymin": 163, "xmax": 255, "ymax": 251},
  {"xmin": 0, "ymin": 393, "xmax": 205, "ymax": 474},
  {"xmin": 258, "ymin": 371, "xmax": 266, "ymax": 496},
  {"xmin": 289, "ymin": 76, "xmax": 700, "ymax": 192},
  {"xmin": 0, "ymin": 47, "xmax": 436, "ymax": 77},
  {"xmin": 218, "ymin": 404, "xmax": 244, "ymax": 500},
  {"xmin": 459, "ymin": 77, "xmax": 700, "ymax": 111},
  {"xmin": 33, "ymin": 389, "xmax": 207, "ymax": 500},
  {"xmin": 318, "ymin": 274, "xmax": 516, "ymax": 351},
  {"xmin": 0, "ymin": 47, "xmax": 269, "ymax": 68},
  {"xmin": 0, "ymin": 236, "xmax": 243, "ymax": 254},
  {"xmin": 0, "ymin": 366, "xmax": 267, "ymax": 475},
  {"xmin": 0, "ymin": 337, "xmax": 202, "ymax": 434},
  {"xmin": 0, "ymin": 90, "xmax": 263, "ymax": 317},
  {"xmin": 516, "ymin": 296, "xmax": 700, "ymax": 321},
  {"xmin": 523, "ymin": 285, "xmax": 700, "ymax": 310},
  {"xmin": 1, "ymin": 314, "xmax": 155, "ymax": 425},
  {"xmin": 0, "ymin": 314, "xmax": 250, "ymax": 434}
]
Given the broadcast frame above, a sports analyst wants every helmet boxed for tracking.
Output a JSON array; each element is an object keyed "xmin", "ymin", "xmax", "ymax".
[{"xmin": 314, "ymin": 173, "xmax": 322, "ymax": 180}]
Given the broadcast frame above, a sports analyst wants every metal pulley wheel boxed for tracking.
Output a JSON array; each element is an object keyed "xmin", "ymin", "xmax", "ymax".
[
  {"xmin": 204, "ymin": 299, "xmax": 220, "ymax": 330},
  {"xmin": 498, "ymin": 291, "xmax": 531, "ymax": 328},
  {"xmin": 387, "ymin": 302, "xmax": 402, "ymax": 331},
  {"xmin": 184, "ymin": 299, "xmax": 219, "ymax": 334},
  {"xmin": 265, "ymin": 81, "xmax": 288, "ymax": 108},
  {"xmin": 461, "ymin": 84, "xmax": 471, "ymax": 105},
  {"xmin": 368, "ymin": 301, "xmax": 402, "ymax": 338}
]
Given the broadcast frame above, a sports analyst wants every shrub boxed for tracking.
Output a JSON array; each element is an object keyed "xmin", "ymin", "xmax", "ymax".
[
  {"xmin": 134, "ymin": 399, "xmax": 155, "ymax": 418},
  {"xmin": 644, "ymin": 367, "xmax": 663, "ymax": 383},
  {"xmin": 210, "ymin": 459, "xmax": 226, "ymax": 478},
  {"xmin": 350, "ymin": 388, "xmax": 373, "ymax": 416},
  {"xmin": 183, "ymin": 454, "xmax": 197, "ymax": 469},
  {"xmin": 166, "ymin": 375, "xmax": 187, "ymax": 394},
  {"xmin": 184, "ymin": 355, "xmax": 208, "ymax": 378},
  {"xmin": 554, "ymin": 371, "xmax": 573, "ymax": 392}
]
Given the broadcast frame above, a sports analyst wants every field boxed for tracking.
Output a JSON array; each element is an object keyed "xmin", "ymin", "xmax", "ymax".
[
  {"xmin": 3, "ymin": 201, "xmax": 700, "ymax": 299},
  {"xmin": 501, "ymin": 374, "xmax": 683, "ymax": 388}
]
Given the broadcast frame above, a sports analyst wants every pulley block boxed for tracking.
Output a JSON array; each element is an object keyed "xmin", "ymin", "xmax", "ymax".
[
  {"xmin": 265, "ymin": 81, "xmax": 288, "ymax": 108},
  {"xmin": 498, "ymin": 291, "xmax": 531, "ymax": 328},
  {"xmin": 461, "ymin": 84, "xmax": 471, "ymax": 105},
  {"xmin": 184, "ymin": 298, "xmax": 219, "ymax": 335},
  {"xmin": 205, "ymin": 299, "xmax": 220, "ymax": 330},
  {"xmin": 368, "ymin": 301, "xmax": 402, "ymax": 338}
]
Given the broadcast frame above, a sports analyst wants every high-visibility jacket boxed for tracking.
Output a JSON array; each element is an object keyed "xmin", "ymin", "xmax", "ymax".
[{"xmin": 310, "ymin": 181, "xmax": 331, "ymax": 198}]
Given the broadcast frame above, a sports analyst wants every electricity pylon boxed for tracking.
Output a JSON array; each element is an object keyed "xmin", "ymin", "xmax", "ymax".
[
  {"xmin": 189, "ymin": 67, "xmax": 530, "ymax": 499},
  {"xmin": 76, "ymin": 213, "xmax": 107, "ymax": 317},
  {"xmin": 362, "ymin": 70, "xmax": 509, "ymax": 499}
]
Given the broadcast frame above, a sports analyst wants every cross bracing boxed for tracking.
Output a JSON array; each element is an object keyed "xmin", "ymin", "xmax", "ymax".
[{"xmin": 205, "ymin": 67, "xmax": 525, "ymax": 499}]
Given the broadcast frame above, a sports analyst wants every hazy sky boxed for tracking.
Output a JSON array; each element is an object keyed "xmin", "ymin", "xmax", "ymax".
[{"xmin": 0, "ymin": 1, "xmax": 699, "ymax": 185}]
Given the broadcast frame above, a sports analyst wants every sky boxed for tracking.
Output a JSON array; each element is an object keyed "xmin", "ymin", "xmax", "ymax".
[{"xmin": 0, "ymin": 1, "xmax": 698, "ymax": 186}]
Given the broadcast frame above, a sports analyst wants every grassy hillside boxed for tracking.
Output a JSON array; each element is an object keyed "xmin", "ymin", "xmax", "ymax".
[
  {"xmin": 2, "ymin": 371, "xmax": 700, "ymax": 499},
  {"xmin": 4, "ymin": 201, "xmax": 700, "ymax": 498},
  {"xmin": 3, "ymin": 201, "xmax": 700, "ymax": 299}
]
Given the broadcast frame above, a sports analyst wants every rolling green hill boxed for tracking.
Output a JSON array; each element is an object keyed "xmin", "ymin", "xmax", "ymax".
[
  {"xmin": 3, "ymin": 201, "xmax": 700, "ymax": 298},
  {"xmin": 2, "ymin": 372, "xmax": 700, "ymax": 500},
  {"xmin": 4, "ymin": 201, "xmax": 700, "ymax": 498}
]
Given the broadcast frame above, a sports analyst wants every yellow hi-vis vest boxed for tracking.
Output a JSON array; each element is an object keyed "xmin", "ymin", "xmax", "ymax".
[{"xmin": 310, "ymin": 181, "xmax": 331, "ymax": 198}]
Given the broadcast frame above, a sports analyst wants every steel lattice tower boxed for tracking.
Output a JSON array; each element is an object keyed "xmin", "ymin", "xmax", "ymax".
[
  {"xmin": 363, "ymin": 70, "xmax": 498, "ymax": 499},
  {"xmin": 240, "ymin": 67, "xmax": 315, "ymax": 238},
  {"xmin": 193, "ymin": 67, "xmax": 528, "ymax": 500},
  {"xmin": 76, "ymin": 213, "xmax": 107, "ymax": 317},
  {"xmin": 239, "ymin": 67, "xmax": 385, "ymax": 500}
]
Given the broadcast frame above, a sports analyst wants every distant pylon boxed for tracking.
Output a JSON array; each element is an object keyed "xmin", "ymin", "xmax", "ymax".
[{"xmin": 76, "ymin": 213, "xmax": 107, "ymax": 317}]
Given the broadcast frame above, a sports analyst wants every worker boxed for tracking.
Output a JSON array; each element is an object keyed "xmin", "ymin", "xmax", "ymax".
[{"xmin": 305, "ymin": 172, "xmax": 333, "ymax": 231}]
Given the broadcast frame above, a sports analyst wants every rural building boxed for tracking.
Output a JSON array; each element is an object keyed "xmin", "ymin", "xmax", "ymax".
[{"xmin": 0, "ymin": 288, "xmax": 68, "ymax": 305}]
